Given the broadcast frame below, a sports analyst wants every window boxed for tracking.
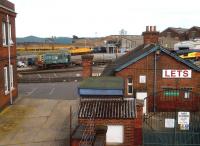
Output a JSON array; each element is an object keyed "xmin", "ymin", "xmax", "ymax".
[
  {"xmin": 9, "ymin": 23, "xmax": 13, "ymax": 45},
  {"xmin": 164, "ymin": 89, "xmax": 179, "ymax": 96},
  {"xmin": 9, "ymin": 65, "xmax": 14, "ymax": 89},
  {"xmin": 182, "ymin": 88, "xmax": 192, "ymax": 99},
  {"xmin": 2, "ymin": 21, "xmax": 13, "ymax": 46},
  {"xmin": 3, "ymin": 65, "xmax": 14, "ymax": 95},
  {"xmin": 127, "ymin": 77, "xmax": 133, "ymax": 95},
  {"xmin": 4, "ymin": 66, "xmax": 9, "ymax": 94},
  {"xmin": 139, "ymin": 75, "xmax": 146, "ymax": 83},
  {"xmin": 2, "ymin": 22, "xmax": 7, "ymax": 46},
  {"xmin": 184, "ymin": 91, "xmax": 190, "ymax": 99},
  {"xmin": 106, "ymin": 125, "xmax": 124, "ymax": 144}
]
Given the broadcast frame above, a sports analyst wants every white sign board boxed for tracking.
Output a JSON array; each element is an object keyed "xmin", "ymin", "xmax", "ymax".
[
  {"xmin": 162, "ymin": 70, "xmax": 192, "ymax": 78},
  {"xmin": 139, "ymin": 75, "xmax": 146, "ymax": 83},
  {"xmin": 165, "ymin": 118, "xmax": 175, "ymax": 128},
  {"xmin": 178, "ymin": 112, "xmax": 190, "ymax": 125}
]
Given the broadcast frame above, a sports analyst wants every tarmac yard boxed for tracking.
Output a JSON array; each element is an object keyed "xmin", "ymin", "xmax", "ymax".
[{"xmin": 0, "ymin": 89, "xmax": 79, "ymax": 146}]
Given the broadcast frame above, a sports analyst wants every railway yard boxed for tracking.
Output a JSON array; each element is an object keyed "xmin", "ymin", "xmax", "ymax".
[{"xmin": 18, "ymin": 65, "xmax": 105, "ymax": 83}]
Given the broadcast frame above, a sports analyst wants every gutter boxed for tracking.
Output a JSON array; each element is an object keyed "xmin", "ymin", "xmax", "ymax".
[{"xmin": 0, "ymin": 4, "xmax": 16, "ymax": 13}]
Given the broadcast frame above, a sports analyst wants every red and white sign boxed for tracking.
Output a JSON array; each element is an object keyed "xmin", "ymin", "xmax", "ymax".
[{"xmin": 162, "ymin": 70, "xmax": 192, "ymax": 78}]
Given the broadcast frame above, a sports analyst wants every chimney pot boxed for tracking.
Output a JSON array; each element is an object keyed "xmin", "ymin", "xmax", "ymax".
[
  {"xmin": 150, "ymin": 26, "xmax": 153, "ymax": 32},
  {"xmin": 146, "ymin": 26, "xmax": 149, "ymax": 32},
  {"xmin": 154, "ymin": 26, "xmax": 156, "ymax": 31}
]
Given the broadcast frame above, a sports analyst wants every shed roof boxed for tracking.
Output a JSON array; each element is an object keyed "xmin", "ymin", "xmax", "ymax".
[
  {"xmin": 78, "ymin": 99, "xmax": 135, "ymax": 119},
  {"xmin": 79, "ymin": 76, "xmax": 124, "ymax": 89},
  {"xmin": 102, "ymin": 44, "xmax": 200, "ymax": 75}
]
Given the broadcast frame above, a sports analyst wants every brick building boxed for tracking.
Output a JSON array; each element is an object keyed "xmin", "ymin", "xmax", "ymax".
[
  {"xmin": 160, "ymin": 27, "xmax": 188, "ymax": 41},
  {"xmin": 0, "ymin": 0, "xmax": 17, "ymax": 111},
  {"xmin": 188, "ymin": 26, "xmax": 200, "ymax": 39},
  {"xmin": 73, "ymin": 27, "xmax": 200, "ymax": 145},
  {"xmin": 159, "ymin": 27, "xmax": 188, "ymax": 49},
  {"xmin": 102, "ymin": 26, "xmax": 200, "ymax": 112}
]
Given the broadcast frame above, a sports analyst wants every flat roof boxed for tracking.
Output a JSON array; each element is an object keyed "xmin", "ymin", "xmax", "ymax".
[{"xmin": 79, "ymin": 76, "xmax": 124, "ymax": 90}]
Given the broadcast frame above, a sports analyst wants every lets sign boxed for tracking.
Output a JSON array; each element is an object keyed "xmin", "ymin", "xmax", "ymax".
[{"xmin": 162, "ymin": 70, "xmax": 192, "ymax": 78}]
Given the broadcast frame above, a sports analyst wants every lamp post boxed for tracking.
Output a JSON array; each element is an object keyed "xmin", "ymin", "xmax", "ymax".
[{"xmin": 7, "ymin": 14, "xmax": 13, "ymax": 105}]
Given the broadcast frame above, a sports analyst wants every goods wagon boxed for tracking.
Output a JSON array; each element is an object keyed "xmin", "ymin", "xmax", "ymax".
[
  {"xmin": 69, "ymin": 47, "xmax": 92, "ymax": 55},
  {"xmin": 37, "ymin": 52, "xmax": 71, "ymax": 68}
]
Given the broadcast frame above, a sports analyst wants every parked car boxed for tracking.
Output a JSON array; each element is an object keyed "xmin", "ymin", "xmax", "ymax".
[{"xmin": 17, "ymin": 61, "xmax": 26, "ymax": 68}]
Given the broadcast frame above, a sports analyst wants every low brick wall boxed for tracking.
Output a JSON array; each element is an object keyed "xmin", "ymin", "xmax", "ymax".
[{"xmin": 18, "ymin": 77, "xmax": 82, "ymax": 83}]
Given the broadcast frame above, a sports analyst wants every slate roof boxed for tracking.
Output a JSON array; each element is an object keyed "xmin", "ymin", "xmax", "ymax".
[
  {"xmin": 78, "ymin": 99, "xmax": 135, "ymax": 119},
  {"xmin": 102, "ymin": 44, "xmax": 200, "ymax": 76},
  {"xmin": 169, "ymin": 27, "xmax": 188, "ymax": 34},
  {"xmin": 191, "ymin": 26, "xmax": 200, "ymax": 31},
  {"xmin": 102, "ymin": 44, "xmax": 149, "ymax": 75}
]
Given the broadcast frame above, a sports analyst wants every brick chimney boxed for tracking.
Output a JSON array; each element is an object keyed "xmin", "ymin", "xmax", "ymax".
[
  {"xmin": 81, "ymin": 54, "xmax": 94, "ymax": 78},
  {"xmin": 142, "ymin": 26, "xmax": 159, "ymax": 45}
]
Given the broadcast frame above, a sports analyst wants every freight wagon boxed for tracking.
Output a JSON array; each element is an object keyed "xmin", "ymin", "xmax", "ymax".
[{"xmin": 37, "ymin": 52, "xmax": 71, "ymax": 68}]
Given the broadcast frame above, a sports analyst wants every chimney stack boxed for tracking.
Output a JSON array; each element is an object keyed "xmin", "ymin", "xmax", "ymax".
[
  {"xmin": 81, "ymin": 54, "xmax": 94, "ymax": 78},
  {"xmin": 142, "ymin": 26, "xmax": 160, "ymax": 45}
]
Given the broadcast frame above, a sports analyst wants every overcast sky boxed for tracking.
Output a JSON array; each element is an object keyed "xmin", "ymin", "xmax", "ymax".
[{"xmin": 11, "ymin": 0, "xmax": 200, "ymax": 38}]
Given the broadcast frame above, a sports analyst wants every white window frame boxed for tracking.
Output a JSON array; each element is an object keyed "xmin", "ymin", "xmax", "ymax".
[
  {"xmin": 9, "ymin": 23, "xmax": 13, "ymax": 45},
  {"xmin": 106, "ymin": 125, "xmax": 124, "ymax": 144},
  {"xmin": 4, "ymin": 66, "xmax": 9, "ymax": 94},
  {"xmin": 127, "ymin": 77, "xmax": 133, "ymax": 95},
  {"xmin": 2, "ymin": 22, "xmax": 7, "ymax": 46},
  {"xmin": 9, "ymin": 65, "xmax": 14, "ymax": 89},
  {"xmin": 139, "ymin": 75, "xmax": 146, "ymax": 83},
  {"xmin": 184, "ymin": 91, "xmax": 190, "ymax": 99}
]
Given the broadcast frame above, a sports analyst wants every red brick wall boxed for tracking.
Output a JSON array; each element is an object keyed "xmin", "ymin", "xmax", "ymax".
[
  {"xmin": 115, "ymin": 52, "xmax": 200, "ymax": 111},
  {"xmin": 143, "ymin": 32, "xmax": 159, "ymax": 45},
  {"xmin": 81, "ymin": 55, "xmax": 93, "ymax": 78},
  {"xmin": 0, "ymin": 59, "xmax": 18, "ymax": 111},
  {"xmin": 0, "ymin": 2, "xmax": 17, "ymax": 111}
]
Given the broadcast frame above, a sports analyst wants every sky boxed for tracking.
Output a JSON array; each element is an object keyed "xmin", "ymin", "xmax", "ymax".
[{"xmin": 11, "ymin": 0, "xmax": 200, "ymax": 38}]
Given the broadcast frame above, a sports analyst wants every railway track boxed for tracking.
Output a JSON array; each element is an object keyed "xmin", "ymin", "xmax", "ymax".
[
  {"xmin": 18, "ymin": 65, "xmax": 105, "ymax": 74},
  {"xmin": 18, "ymin": 66, "xmax": 105, "ymax": 83}
]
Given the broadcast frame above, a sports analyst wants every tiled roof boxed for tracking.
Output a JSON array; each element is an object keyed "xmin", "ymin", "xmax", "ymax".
[
  {"xmin": 102, "ymin": 44, "xmax": 200, "ymax": 75},
  {"xmin": 78, "ymin": 99, "xmax": 135, "ymax": 119}
]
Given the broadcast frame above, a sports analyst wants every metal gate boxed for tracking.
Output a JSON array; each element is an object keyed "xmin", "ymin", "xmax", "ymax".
[{"xmin": 143, "ymin": 112, "xmax": 200, "ymax": 146}]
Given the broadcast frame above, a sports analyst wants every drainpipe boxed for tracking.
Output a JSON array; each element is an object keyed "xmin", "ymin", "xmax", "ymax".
[
  {"xmin": 153, "ymin": 52, "xmax": 157, "ymax": 112},
  {"xmin": 7, "ymin": 15, "xmax": 13, "ymax": 105}
]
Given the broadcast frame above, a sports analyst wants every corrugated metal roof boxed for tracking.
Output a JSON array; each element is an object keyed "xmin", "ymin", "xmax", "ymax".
[{"xmin": 78, "ymin": 99, "xmax": 135, "ymax": 119}]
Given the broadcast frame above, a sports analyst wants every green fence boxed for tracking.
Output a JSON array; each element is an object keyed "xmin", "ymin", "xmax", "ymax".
[{"xmin": 143, "ymin": 112, "xmax": 200, "ymax": 146}]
